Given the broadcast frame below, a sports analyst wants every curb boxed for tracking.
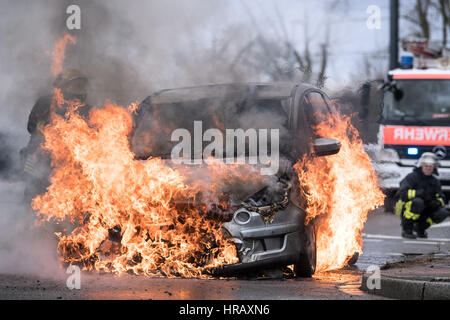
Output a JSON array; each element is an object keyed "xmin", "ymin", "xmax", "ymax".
[{"xmin": 360, "ymin": 274, "xmax": 450, "ymax": 300}]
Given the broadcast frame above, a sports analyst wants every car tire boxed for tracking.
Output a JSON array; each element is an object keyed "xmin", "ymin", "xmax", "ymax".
[
  {"xmin": 295, "ymin": 223, "xmax": 316, "ymax": 278},
  {"xmin": 347, "ymin": 251, "xmax": 359, "ymax": 265}
]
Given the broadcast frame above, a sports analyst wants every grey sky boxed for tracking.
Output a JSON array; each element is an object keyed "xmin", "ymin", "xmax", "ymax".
[{"xmin": 1, "ymin": 0, "xmax": 448, "ymax": 142}]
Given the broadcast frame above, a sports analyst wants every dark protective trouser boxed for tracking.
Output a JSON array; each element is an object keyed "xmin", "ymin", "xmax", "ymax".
[
  {"xmin": 22, "ymin": 137, "xmax": 52, "ymax": 204},
  {"xmin": 397, "ymin": 198, "xmax": 450, "ymax": 232}
]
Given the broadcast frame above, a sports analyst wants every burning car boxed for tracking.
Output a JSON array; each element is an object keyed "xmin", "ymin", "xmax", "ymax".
[
  {"xmin": 30, "ymin": 33, "xmax": 383, "ymax": 279},
  {"xmin": 130, "ymin": 82, "xmax": 342, "ymax": 277}
]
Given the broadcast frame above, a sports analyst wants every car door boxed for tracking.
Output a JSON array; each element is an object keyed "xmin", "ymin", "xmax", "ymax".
[
  {"xmin": 291, "ymin": 89, "xmax": 333, "ymax": 159},
  {"xmin": 301, "ymin": 90, "xmax": 334, "ymax": 137}
]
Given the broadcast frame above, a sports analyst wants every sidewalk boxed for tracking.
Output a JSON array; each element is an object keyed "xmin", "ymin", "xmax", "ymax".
[{"xmin": 360, "ymin": 253, "xmax": 450, "ymax": 299}]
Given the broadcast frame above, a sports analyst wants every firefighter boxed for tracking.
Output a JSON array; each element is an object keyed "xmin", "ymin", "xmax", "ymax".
[
  {"xmin": 22, "ymin": 69, "xmax": 91, "ymax": 202},
  {"xmin": 27, "ymin": 68, "xmax": 90, "ymax": 135},
  {"xmin": 395, "ymin": 152, "xmax": 450, "ymax": 239}
]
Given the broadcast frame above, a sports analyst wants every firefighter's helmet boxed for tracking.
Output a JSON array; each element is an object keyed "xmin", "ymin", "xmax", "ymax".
[
  {"xmin": 417, "ymin": 152, "xmax": 439, "ymax": 167},
  {"xmin": 53, "ymin": 69, "xmax": 88, "ymax": 95}
]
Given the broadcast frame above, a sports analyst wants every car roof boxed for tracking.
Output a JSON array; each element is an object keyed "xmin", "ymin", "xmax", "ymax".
[{"xmin": 146, "ymin": 82, "xmax": 317, "ymax": 105}]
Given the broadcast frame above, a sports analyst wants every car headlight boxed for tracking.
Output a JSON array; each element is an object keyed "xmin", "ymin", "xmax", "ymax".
[
  {"xmin": 378, "ymin": 148, "xmax": 400, "ymax": 163},
  {"xmin": 234, "ymin": 209, "xmax": 252, "ymax": 225}
]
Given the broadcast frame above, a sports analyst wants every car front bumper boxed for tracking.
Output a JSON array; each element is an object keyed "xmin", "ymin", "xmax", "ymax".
[{"xmin": 210, "ymin": 203, "xmax": 306, "ymax": 276}]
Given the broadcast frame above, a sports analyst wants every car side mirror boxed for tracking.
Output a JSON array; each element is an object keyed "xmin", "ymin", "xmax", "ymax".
[
  {"xmin": 393, "ymin": 88, "xmax": 403, "ymax": 101},
  {"xmin": 313, "ymin": 138, "xmax": 341, "ymax": 156}
]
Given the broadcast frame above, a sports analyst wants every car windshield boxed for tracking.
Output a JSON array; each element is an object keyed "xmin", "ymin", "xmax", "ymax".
[
  {"xmin": 131, "ymin": 97, "xmax": 290, "ymax": 159},
  {"xmin": 383, "ymin": 79, "xmax": 450, "ymax": 125}
]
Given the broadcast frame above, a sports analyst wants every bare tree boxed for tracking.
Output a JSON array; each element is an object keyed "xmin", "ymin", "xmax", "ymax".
[
  {"xmin": 177, "ymin": 1, "xmax": 331, "ymax": 86},
  {"xmin": 316, "ymin": 27, "xmax": 330, "ymax": 88},
  {"xmin": 403, "ymin": 0, "xmax": 450, "ymax": 47},
  {"xmin": 433, "ymin": 0, "xmax": 450, "ymax": 47},
  {"xmin": 232, "ymin": 1, "xmax": 330, "ymax": 87},
  {"xmin": 403, "ymin": 0, "xmax": 432, "ymax": 39}
]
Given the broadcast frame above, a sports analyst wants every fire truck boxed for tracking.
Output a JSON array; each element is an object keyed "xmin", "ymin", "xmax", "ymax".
[{"xmin": 375, "ymin": 40, "xmax": 450, "ymax": 211}]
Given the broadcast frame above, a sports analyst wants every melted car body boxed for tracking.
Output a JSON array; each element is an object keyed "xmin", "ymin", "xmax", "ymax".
[{"xmin": 132, "ymin": 82, "xmax": 340, "ymax": 277}]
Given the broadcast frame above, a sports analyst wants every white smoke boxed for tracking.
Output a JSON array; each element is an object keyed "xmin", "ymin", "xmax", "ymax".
[{"xmin": 0, "ymin": 0, "xmax": 339, "ymax": 277}]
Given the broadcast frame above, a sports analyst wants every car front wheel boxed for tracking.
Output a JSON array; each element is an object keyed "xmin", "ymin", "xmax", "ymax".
[{"xmin": 295, "ymin": 223, "xmax": 316, "ymax": 277}]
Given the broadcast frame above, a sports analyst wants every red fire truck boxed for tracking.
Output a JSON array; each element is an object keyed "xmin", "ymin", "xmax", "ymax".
[{"xmin": 375, "ymin": 40, "xmax": 450, "ymax": 210}]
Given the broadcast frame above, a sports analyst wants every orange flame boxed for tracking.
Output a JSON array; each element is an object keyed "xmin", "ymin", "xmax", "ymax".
[
  {"xmin": 51, "ymin": 33, "xmax": 77, "ymax": 76},
  {"xmin": 295, "ymin": 113, "xmax": 384, "ymax": 272},
  {"xmin": 32, "ymin": 95, "xmax": 238, "ymax": 278}
]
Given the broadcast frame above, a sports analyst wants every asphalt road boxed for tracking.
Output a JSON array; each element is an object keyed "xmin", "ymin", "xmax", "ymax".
[
  {"xmin": 359, "ymin": 208, "xmax": 450, "ymax": 268},
  {"xmin": 0, "ymin": 180, "xmax": 448, "ymax": 300}
]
